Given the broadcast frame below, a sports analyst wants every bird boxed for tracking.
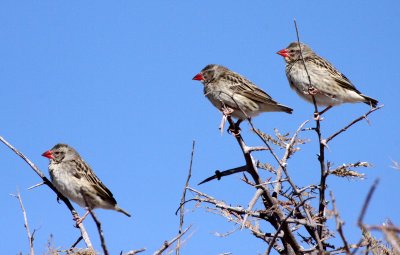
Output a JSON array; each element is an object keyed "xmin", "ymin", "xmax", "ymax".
[
  {"xmin": 42, "ymin": 143, "xmax": 131, "ymax": 224},
  {"xmin": 277, "ymin": 42, "xmax": 378, "ymax": 117},
  {"xmin": 192, "ymin": 64, "xmax": 293, "ymax": 132}
]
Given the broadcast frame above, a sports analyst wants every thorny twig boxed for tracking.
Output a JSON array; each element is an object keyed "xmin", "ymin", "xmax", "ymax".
[
  {"xmin": 226, "ymin": 115, "xmax": 301, "ymax": 255},
  {"xmin": 265, "ymin": 198, "xmax": 312, "ymax": 255},
  {"xmin": 188, "ymin": 187, "xmax": 285, "ymax": 253},
  {"xmin": 324, "ymin": 105, "xmax": 383, "ymax": 144}
]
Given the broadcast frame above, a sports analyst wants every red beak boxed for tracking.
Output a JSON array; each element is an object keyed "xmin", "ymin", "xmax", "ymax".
[
  {"xmin": 42, "ymin": 150, "xmax": 54, "ymax": 159},
  {"xmin": 192, "ymin": 73, "xmax": 204, "ymax": 81},
  {"xmin": 277, "ymin": 49, "xmax": 289, "ymax": 58}
]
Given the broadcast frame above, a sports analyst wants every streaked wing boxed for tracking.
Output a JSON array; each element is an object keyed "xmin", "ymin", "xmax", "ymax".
[
  {"xmin": 222, "ymin": 72, "xmax": 277, "ymax": 105},
  {"xmin": 311, "ymin": 56, "xmax": 362, "ymax": 94},
  {"xmin": 74, "ymin": 159, "xmax": 117, "ymax": 204}
]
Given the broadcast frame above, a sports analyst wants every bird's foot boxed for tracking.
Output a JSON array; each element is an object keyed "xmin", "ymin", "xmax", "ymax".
[
  {"xmin": 307, "ymin": 86, "xmax": 319, "ymax": 95},
  {"xmin": 219, "ymin": 106, "xmax": 235, "ymax": 134},
  {"xmin": 74, "ymin": 210, "xmax": 90, "ymax": 226},
  {"xmin": 219, "ymin": 115, "xmax": 227, "ymax": 134},
  {"xmin": 221, "ymin": 106, "xmax": 234, "ymax": 116}
]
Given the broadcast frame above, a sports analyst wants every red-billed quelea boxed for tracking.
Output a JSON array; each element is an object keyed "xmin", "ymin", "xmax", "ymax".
[
  {"xmin": 192, "ymin": 64, "xmax": 293, "ymax": 130},
  {"xmin": 277, "ymin": 42, "xmax": 378, "ymax": 115},
  {"xmin": 42, "ymin": 144, "xmax": 131, "ymax": 224}
]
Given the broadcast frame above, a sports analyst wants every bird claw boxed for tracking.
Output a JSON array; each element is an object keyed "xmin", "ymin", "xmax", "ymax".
[
  {"xmin": 221, "ymin": 106, "xmax": 234, "ymax": 116},
  {"xmin": 73, "ymin": 210, "xmax": 90, "ymax": 227},
  {"xmin": 219, "ymin": 106, "xmax": 235, "ymax": 134},
  {"xmin": 219, "ymin": 115, "xmax": 227, "ymax": 134},
  {"xmin": 73, "ymin": 215, "xmax": 82, "ymax": 227},
  {"xmin": 307, "ymin": 86, "xmax": 319, "ymax": 95}
]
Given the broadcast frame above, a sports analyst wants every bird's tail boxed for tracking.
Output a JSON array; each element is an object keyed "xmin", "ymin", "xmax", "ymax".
[
  {"xmin": 277, "ymin": 104, "xmax": 293, "ymax": 114},
  {"xmin": 362, "ymin": 94, "xmax": 378, "ymax": 108},
  {"xmin": 115, "ymin": 206, "xmax": 132, "ymax": 217}
]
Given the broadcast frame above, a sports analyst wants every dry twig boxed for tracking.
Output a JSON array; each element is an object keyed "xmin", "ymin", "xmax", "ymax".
[
  {"xmin": 325, "ymin": 105, "xmax": 383, "ymax": 144},
  {"xmin": 11, "ymin": 190, "xmax": 35, "ymax": 255},
  {"xmin": 121, "ymin": 248, "xmax": 146, "ymax": 255},
  {"xmin": 153, "ymin": 226, "xmax": 192, "ymax": 255},
  {"xmin": 176, "ymin": 140, "xmax": 195, "ymax": 255},
  {"xmin": 330, "ymin": 191, "xmax": 350, "ymax": 254},
  {"xmin": 89, "ymin": 210, "xmax": 109, "ymax": 255}
]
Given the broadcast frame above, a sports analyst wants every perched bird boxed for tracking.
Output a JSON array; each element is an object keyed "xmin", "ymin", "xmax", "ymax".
[
  {"xmin": 42, "ymin": 143, "xmax": 131, "ymax": 224},
  {"xmin": 192, "ymin": 64, "xmax": 293, "ymax": 130},
  {"xmin": 277, "ymin": 42, "xmax": 378, "ymax": 115}
]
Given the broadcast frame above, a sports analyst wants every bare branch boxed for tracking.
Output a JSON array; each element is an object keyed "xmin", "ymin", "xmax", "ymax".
[
  {"xmin": 381, "ymin": 220, "xmax": 400, "ymax": 254},
  {"xmin": 358, "ymin": 179, "xmax": 380, "ymax": 227},
  {"xmin": 265, "ymin": 198, "xmax": 310, "ymax": 255},
  {"xmin": 325, "ymin": 105, "xmax": 383, "ymax": 144},
  {"xmin": 11, "ymin": 190, "xmax": 35, "ymax": 255},
  {"xmin": 176, "ymin": 140, "xmax": 195, "ymax": 255},
  {"xmin": 274, "ymin": 120, "xmax": 309, "ymax": 195},
  {"xmin": 241, "ymin": 188, "xmax": 263, "ymax": 229},
  {"xmin": 153, "ymin": 225, "xmax": 192, "ymax": 255},
  {"xmin": 121, "ymin": 248, "xmax": 146, "ymax": 255},
  {"xmin": 89, "ymin": 210, "xmax": 109, "ymax": 255},
  {"xmin": 330, "ymin": 191, "xmax": 350, "ymax": 255}
]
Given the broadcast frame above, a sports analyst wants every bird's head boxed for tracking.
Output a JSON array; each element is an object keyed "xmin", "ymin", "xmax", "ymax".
[
  {"xmin": 192, "ymin": 64, "xmax": 226, "ymax": 84},
  {"xmin": 42, "ymin": 143, "xmax": 78, "ymax": 163},
  {"xmin": 277, "ymin": 42, "xmax": 313, "ymax": 63}
]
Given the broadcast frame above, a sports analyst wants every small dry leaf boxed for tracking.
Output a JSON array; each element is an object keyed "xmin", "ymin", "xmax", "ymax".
[
  {"xmin": 330, "ymin": 161, "xmax": 371, "ymax": 179},
  {"xmin": 256, "ymin": 161, "xmax": 276, "ymax": 173}
]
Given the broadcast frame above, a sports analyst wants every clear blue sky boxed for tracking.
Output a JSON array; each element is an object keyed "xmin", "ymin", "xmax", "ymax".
[{"xmin": 0, "ymin": 1, "xmax": 398, "ymax": 254}]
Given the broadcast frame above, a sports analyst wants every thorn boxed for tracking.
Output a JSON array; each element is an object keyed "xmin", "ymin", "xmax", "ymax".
[
  {"xmin": 27, "ymin": 182, "xmax": 45, "ymax": 190},
  {"xmin": 364, "ymin": 116, "xmax": 371, "ymax": 125},
  {"xmin": 219, "ymin": 114, "xmax": 227, "ymax": 135}
]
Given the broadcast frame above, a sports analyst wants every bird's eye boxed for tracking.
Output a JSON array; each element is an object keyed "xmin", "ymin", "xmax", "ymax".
[{"xmin": 55, "ymin": 152, "xmax": 60, "ymax": 155}]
